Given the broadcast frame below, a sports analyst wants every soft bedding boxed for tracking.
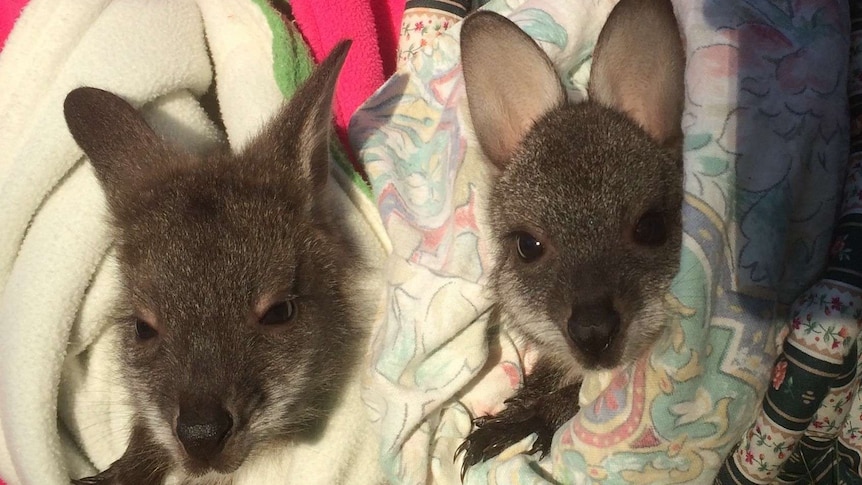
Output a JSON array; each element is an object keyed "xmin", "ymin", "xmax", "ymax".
[
  {"xmin": 0, "ymin": 0, "xmax": 854, "ymax": 484},
  {"xmin": 351, "ymin": 0, "xmax": 851, "ymax": 483},
  {"xmin": 0, "ymin": 1, "xmax": 389, "ymax": 484}
]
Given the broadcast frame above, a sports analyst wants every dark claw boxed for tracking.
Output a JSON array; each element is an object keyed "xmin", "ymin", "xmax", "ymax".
[
  {"xmin": 526, "ymin": 429, "xmax": 552, "ymax": 459},
  {"xmin": 71, "ymin": 471, "xmax": 117, "ymax": 485},
  {"xmin": 454, "ymin": 405, "xmax": 553, "ymax": 481},
  {"xmin": 71, "ymin": 472, "xmax": 112, "ymax": 485}
]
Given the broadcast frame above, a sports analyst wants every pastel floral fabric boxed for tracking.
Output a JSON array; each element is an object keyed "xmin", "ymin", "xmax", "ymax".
[
  {"xmin": 397, "ymin": 0, "xmax": 468, "ymax": 68},
  {"xmin": 351, "ymin": 0, "xmax": 851, "ymax": 483}
]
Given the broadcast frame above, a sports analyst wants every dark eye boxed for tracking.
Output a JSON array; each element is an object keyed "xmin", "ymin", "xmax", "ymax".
[
  {"xmin": 259, "ymin": 300, "xmax": 297, "ymax": 326},
  {"xmin": 134, "ymin": 318, "xmax": 158, "ymax": 341},
  {"xmin": 514, "ymin": 232, "xmax": 544, "ymax": 262},
  {"xmin": 632, "ymin": 211, "xmax": 668, "ymax": 246}
]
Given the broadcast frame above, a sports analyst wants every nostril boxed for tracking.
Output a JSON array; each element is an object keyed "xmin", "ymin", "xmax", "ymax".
[
  {"xmin": 567, "ymin": 304, "xmax": 621, "ymax": 351},
  {"xmin": 176, "ymin": 406, "xmax": 233, "ymax": 461}
]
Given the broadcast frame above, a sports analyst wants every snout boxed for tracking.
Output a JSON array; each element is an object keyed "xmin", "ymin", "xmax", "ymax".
[
  {"xmin": 176, "ymin": 403, "xmax": 234, "ymax": 465},
  {"xmin": 567, "ymin": 302, "xmax": 620, "ymax": 362}
]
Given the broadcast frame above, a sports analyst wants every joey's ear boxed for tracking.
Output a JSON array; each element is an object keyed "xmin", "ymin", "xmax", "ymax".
[
  {"xmin": 64, "ymin": 87, "xmax": 173, "ymax": 206},
  {"xmin": 588, "ymin": 0, "xmax": 685, "ymax": 150},
  {"xmin": 250, "ymin": 40, "xmax": 351, "ymax": 191},
  {"xmin": 460, "ymin": 11, "xmax": 565, "ymax": 170}
]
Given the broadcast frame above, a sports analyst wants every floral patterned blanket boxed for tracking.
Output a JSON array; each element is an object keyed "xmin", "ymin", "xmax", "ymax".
[
  {"xmin": 350, "ymin": 0, "xmax": 850, "ymax": 484},
  {"xmin": 717, "ymin": 2, "xmax": 862, "ymax": 483}
]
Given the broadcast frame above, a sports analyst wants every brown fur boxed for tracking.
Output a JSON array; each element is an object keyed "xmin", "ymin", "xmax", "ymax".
[
  {"xmin": 65, "ymin": 41, "xmax": 363, "ymax": 484},
  {"xmin": 456, "ymin": 0, "xmax": 685, "ymax": 474}
]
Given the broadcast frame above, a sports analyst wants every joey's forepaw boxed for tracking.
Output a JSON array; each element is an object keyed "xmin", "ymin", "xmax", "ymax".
[{"xmin": 455, "ymin": 401, "xmax": 555, "ymax": 480}]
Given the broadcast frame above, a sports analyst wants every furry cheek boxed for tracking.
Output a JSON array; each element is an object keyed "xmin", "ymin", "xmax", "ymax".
[
  {"xmin": 139, "ymin": 399, "xmax": 181, "ymax": 464},
  {"xmin": 618, "ymin": 295, "xmax": 671, "ymax": 364},
  {"xmin": 494, "ymin": 287, "xmax": 570, "ymax": 358},
  {"xmin": 246, "ymin": 366, "xmax": 313, "ymax": 437}
]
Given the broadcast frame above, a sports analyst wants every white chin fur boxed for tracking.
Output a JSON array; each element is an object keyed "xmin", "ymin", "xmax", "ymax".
[
  {"xmin": 497, "ymin": 296, "xmax": 584, "ymax": 385},
  {"xmin": 498, "ymin": 293, "xmax": 669, "ymax": 387},
  {"xmin": 165, "ymin": 470, "xmax": 232, "ymax": 485},
  {"xmin": 163, "ymin": 443, "xmax": 294, "ymax": 485},
  {"xmin": 140, "ymin": 401, "xmax": 181, "ymax": 461},
  {"xmin": 622, "ymin": 295, "xmax": 668, "ymax": 364}
]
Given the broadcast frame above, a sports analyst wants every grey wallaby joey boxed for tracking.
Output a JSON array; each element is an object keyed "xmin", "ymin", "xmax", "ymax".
[
  {"xmin": 456, "ymin": 0, "xmax": 685, "ymax": 475},
  {"xmin": 64, "ymin": 41, "xmax": 363, "ymax": 484}
]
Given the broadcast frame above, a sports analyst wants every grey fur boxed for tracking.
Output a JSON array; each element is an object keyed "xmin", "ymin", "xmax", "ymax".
[
  {"xmin": 64, "ymin": 41, "xmax": 362, "ymax": 484},
  {"xmin": 457, "ymin": 0, "xmax": 685, "ymax": 473}
]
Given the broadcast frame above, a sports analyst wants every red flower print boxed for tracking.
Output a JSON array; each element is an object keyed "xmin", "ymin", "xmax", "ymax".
[
  {"xmin": 831, "ymin": 239, "xmax": 846, "ymax": 258},
  {"xmin": 414, "ymin": 21, "xmax": 424, "ymax": 32},
  {"xmin": 443, "ymin": 20, "xmax": 450, "ymax": 29},
  {"xmin": 839, "ymin": 327, "xmax": 849, "ymax": 338},
  {"xmin": 772, "ymin": 360, "xmax": 787, "ymax": 390},
  {"xmin": 745, "ymin": 450, "xmax": 754, "ymax": 464},
  {"xmin": 832, "ymin": 297, "xmax": 842, "ymax": 310},
  {"xmin": 792, "ymin": 317, "xmax": 801, "ymax": 329},
  {"xmin": 832, "ymin": 339, "xmax": 840, "ymax": 349},
  {"xmin": 813, "ymin": 420, "xmax": 823, "ymax": 429},
  {"xmin": 420, "ymin": 39, "xmax": 427, "ymax": 47}
]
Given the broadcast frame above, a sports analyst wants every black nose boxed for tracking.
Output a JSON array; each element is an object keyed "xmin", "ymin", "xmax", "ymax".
[
  {"xmin": 176, "ymin": 404, "xmax": 233, "ymax": 462},
  {"xmin": 567, "ymin": 303, "xmax": 621, "ymax": 354}
]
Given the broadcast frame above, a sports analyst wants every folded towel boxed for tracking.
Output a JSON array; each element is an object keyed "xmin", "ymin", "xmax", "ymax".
[
  {"xmin": 0, "ymin": 1, "xmax": 389, "ymax": 484},
  {"xmin": 350, "ymin": 0, "xmax": 851, "ymax": 483}
]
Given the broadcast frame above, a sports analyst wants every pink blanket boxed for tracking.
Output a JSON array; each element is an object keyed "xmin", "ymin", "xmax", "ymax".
[
  {"xmin": 290, "ymin": 0, "xmax": 403, "ymax": 174},
  {"xmin": 0, "ymin": 0, "xmax": 26, "ymax": 52}
]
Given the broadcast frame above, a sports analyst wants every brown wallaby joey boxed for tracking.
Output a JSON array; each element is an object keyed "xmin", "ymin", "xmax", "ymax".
[
  {"xmin": 456, "ymin": 0, "xmax": 685, "ymax": 475},
  {"xmin": 64, "ymin": 41, "xmax": 364, "ymax": 484}
]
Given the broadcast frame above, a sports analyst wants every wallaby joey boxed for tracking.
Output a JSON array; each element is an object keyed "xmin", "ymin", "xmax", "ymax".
[
  {"xmin": 456, "ymin": 0, "xmax": 685, "ymax": 475},
  {"xmin": 65, "ymin": 41, "xmax": 365, "ymax": 484}
]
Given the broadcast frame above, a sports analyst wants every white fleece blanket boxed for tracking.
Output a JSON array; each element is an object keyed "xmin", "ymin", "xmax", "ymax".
[{"xmin": 0, "ymin": 1, "xmax": 389, "ymax": 484}]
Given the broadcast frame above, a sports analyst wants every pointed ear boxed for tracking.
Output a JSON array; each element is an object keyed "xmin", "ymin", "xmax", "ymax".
[
  {"xmin": 460, "ymin": 11, "xmax": 565, "ymax": 169},
  {"xmin": 64, "ymin": 87, "xmax": 172, "ymax": 206},
  {"xmin": 250, "ymin": 40, "xmax": 351, "ymax": 191},
  {"xmin": 588, "ymin": 0, "xmax": 685, "ymax": 150}
]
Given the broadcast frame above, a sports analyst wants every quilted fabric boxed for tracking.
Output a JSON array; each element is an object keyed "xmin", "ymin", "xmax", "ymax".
[{"xmin": 351, "ymin": 0, "xmax": 851, "ymax": 483}]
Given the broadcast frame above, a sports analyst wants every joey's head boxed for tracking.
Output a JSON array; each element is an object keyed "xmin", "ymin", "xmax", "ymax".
[
  {"xmin": 461, "ymin": 1, "xmax": 685, "ymax": 370},
  {"xmin": 64, "ymin": 42, "xmax": 359, "ymax": 476}
]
